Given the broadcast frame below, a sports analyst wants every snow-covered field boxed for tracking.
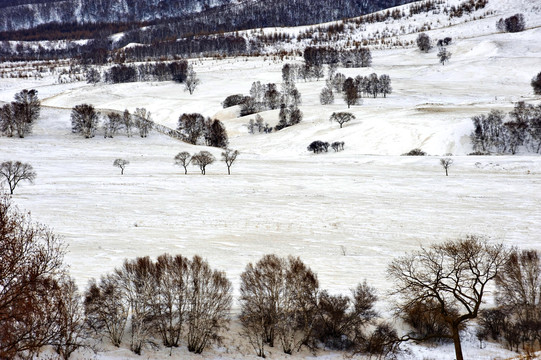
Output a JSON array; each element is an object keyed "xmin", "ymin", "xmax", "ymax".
[{"xmin": 1, "ymin": 1, "xmax": 541, "ymax": 358}]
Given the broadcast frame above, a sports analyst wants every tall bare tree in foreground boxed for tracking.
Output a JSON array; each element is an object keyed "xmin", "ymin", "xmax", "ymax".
[
  {"xmin": 185, "ymin": 255, "xmax": 232, "ymax": 354},
  {"xmin": 0, "ymin": 195, "xmax": 66, "ymax": 359},
  {"xmin": 388, "ymin": 236, "xmax": 508, "ymax": 360},
  {"xmin": 0, "ymin": 160, "xmax": 36, "ymax": 194}
]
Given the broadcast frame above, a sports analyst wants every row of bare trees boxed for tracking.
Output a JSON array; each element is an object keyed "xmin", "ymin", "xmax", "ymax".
[
  {"xmin": 71, "ymin": 105, "xmax": 153, "ymax": 138},
  {"xmin": 84, "ymin": 254, "xmax": 232, "ymax": 355},
  {"xmin": 174, "ymin": 149, "xmax": 239, "ymax": 175}
]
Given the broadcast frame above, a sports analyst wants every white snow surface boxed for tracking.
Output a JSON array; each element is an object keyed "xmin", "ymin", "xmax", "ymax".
[{"xmin": 1, "ymin": 1, "xmax": 541, "ymax": 359}]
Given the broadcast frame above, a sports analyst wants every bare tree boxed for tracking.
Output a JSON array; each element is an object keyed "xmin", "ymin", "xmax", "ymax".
[
  {"xmin": 122, "ymin": 109, "xmax": 133, "ymax": 137},
  {"xmin": 343, "ymin": 77, "xmax": 359, "ymax": 108},
  {"xmin": 133, "ymin": 107, "xmax": 153, "ymax": 138},
  {"xmin": 438, "ymin": 47, "xmax": 452, "ymax": 65},
  {"xmin": 0, "ymin": 160, "xmax": 36, "ymax": 194},
  {"xmin": 0, "ymin": 104, "xmax": 15, "ymax": 137},
  {"xmin": 330, "ymin": 112, "xmax": 355, "ymax": 128},
  {"xmin": 86, "ymin": 67, "xmax": 101, "ymax": 85},
  {"xmin": 103, "ymin": 113, "xmax": 123, "ymax": 138},
  {"xmin": 113, "ymin": 159, "xmax": 129, "ymax": 175},
  {"xmin": 221, "ymin": 149, "xmax": 239, "ymax": 175},
  {"xmin": 174, "ymin": 152, "xmax": 191, "ymax": 174},
  {"xmin": 0, "ymin": 195, "xmax": 66, "ymax": 359},
  {"xmin": 314, "ymin": 281, "xmax": 378, "ymax": 351},
  {"xmin": 116, "ymin": 257, "xmax": 157, "ymax": 355},
  {"xmin": 532, "ymin": 71, "xmax": 541, "ymax": 95},
  {"xmin": 153, "ymin": 254, "xmax": 189, "ymax": 348},
  {"xmin": 84, "ymin": 274, "xmax": 128, "ymax": 347},
  {"xmin": 387, "ymin": 236, "xmax": 509, "ymax": 360},
  {"xmin": 185, "ymin": 255, "xmax": 232, "ymax": 354},
  {"xmin": 53, "ymin": 277, "xmax": 88, "ymax": 360},
  {"xmin": 496, "ymin": 249, "xmax": 541, "ymax": 322},
  {"xmin": 378, "ymin": 74, "xmax": 392, "ymax": 98},
  {"xmin": 320, "ymin": 86, "xmax": 334, "ymax": 105},
  {"xmin": 71, "ymin": 104, "xmax": 99, "ymax": 138},
  {"xmin": 12, "ymin": 89, "xmax": 40, "ymax": 138},
  {"xmin": 184, "ymin": 65, "xmax": 200, "ymax": 95},
  {"xmin": 439, "ymin": 158, "xmax": 453, "ymax": 176},
  {"xmin": 240, "ymin": 255, "xmax": 320, "ymax": 357},
  {"xmin": 192, "ymin": 151, "xmax": 215, "ymax": 175},
  {"xmin": 416, "ymin": 33, "xmax": 432, "ymax": 52}
]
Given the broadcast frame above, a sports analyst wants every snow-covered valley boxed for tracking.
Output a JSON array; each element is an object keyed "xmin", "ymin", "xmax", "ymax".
[{"xmin": 1, "ymin": 0, "xmax": 541, "ymax": 358}]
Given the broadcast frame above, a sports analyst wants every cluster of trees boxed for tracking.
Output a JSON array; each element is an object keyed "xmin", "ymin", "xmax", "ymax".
[
  {"xmin": 84, "ymin": 254, "xmax": 232, "ymax": 355},
  {"xmin": 0, "ymin": 89, "xmax": 40, "ymax": 138},
  {"xmin": 174, "ymin": 149, "xmax": 238, "ymax": 175},
  {"xmin": 477, "ymin": 249, "xmax": 541, "ymax": 351},
  {"xmin": 470, "ymin": 102, "xmax": 541, "ymax": 154},
  {"xmin": 496, "ymin": 13, "xmax": 526, "ymax": 33},
  {"xmin": 223, "ymin": 65, "xmax": 304, "ymax": 132},
  {"xmin": 71, "ymin": 105, "xmax": 154, "ymax": 139},
  {"xmin": 303, "ymin": 46, "xmax": 372, "ymax": 68},
  {"xmin": 246, "ymin": 114, "xmax": 272, "ymax": 134},
  {"xmin": 99, "ymin": 61, "xmax": 189, "ymax": 84},
  {"xmin": 176, "ymin": 113, "xmax": 228, "ymax": 148},
  {"xmin": 239, "ymin": 254, "xmax": 396, "ymax": 358},
  {"xmin": 307, "ymin": 140, "xmax": 345, "ymax": 153},
  {"xmin": 320, "ymin": 73, "xmax": 392, "ymax": 107}
]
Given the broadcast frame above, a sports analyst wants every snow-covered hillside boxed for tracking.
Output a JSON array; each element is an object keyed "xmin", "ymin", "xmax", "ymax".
[{"xmin": 0, "ymin": 0, "xmax": 540, "ymax": 359}]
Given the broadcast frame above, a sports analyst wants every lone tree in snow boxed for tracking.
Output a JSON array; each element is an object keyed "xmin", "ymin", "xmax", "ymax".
[
  {"xmin": 416, "ymin": 33, "xmax": 432, "ymax": 53},
  {"xmin": 113, "ymin": 159, "xmax": 129, "ymax": 175},
  {"xmin": 174, "ymin": 151, "xmax": 192, "ymax": 174},
  {"xmin": 320, "ymin": 86, "xmax": 334, "ymax": 105},
  {"xmin": 192, "ymin": 151, "xmax": 215, "ymax": 175},
  {"xmin": 184, "ymin": 65, "xmax": 200, "ymax": 95},
  {"xmin": 532, "ymin": 71, "xmax": 541, "ymax": 95},
  {"xmin": 438, "ymin": 48, "xmax": 451, "ymax": 65},
  {"xmin": 330, "ymin": 112, "xmax": 355, "ymax": 128},
  {"xmin": 71, "ymin": 104, "xmax": 99, "ymax": 138},
  {"xmin": 221, "ymin": 149, "xmax": 239, "ymax": 175},
  {"xmin": 388, "ymin": 236, "xmax": 509, "ymax": 360},
  {"xmin": 0, "ymin": 161, "xmax": 36, "ymax": 194},
  {"xmin": 343, "ymin": 77, "xmax": 359, "ymax": 108},
  {"xmin": 440, "ymin": 158, "xmax": 453, "ymax": 176}
]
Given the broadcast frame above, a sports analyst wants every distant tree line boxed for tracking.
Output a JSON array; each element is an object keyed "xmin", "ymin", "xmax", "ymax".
[
  {"xmin": 71, "ymin": 105, "xmax": 154, "ymax": 139},
  {"xmin": 496, "ymin": 13, "xmax": 526, "ymax": 33},
  {"xmin": 101, "ymin": 61, "xmax": 188, "ymax": 84},
  {"xmin": 470, "ymin": 102, "xmax": 541, "ymax": 154},
  {"xmin": 177, "ymin": 113, "xmax": 228, "ymax": 148},
  {"xmin": 303, "ymin": 46, "xmax": 372, "ymax": 67}
]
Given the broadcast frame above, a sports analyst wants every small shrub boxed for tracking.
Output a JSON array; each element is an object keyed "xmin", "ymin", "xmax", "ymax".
[{"xmin": 402, "ymin": 148, "xmax": 426, "ymax": 156}]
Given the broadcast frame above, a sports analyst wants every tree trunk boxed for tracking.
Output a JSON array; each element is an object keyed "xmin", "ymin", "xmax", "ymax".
[
  {"xmin": 227, "ymin": 166, "xmax": 231, "ymax": 175},
  {"xmin": 445, "ymin": 168, "xmax": 448, "ymax": 176},
  {"xmin": 451, "ymin": 324, "xmax": 464, "ymax": 360}
]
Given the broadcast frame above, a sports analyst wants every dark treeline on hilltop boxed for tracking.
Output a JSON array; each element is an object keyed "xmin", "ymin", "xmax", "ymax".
[{"xmin": 0, "ymin": 0, "xmax": 416, "ymax": 39}]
